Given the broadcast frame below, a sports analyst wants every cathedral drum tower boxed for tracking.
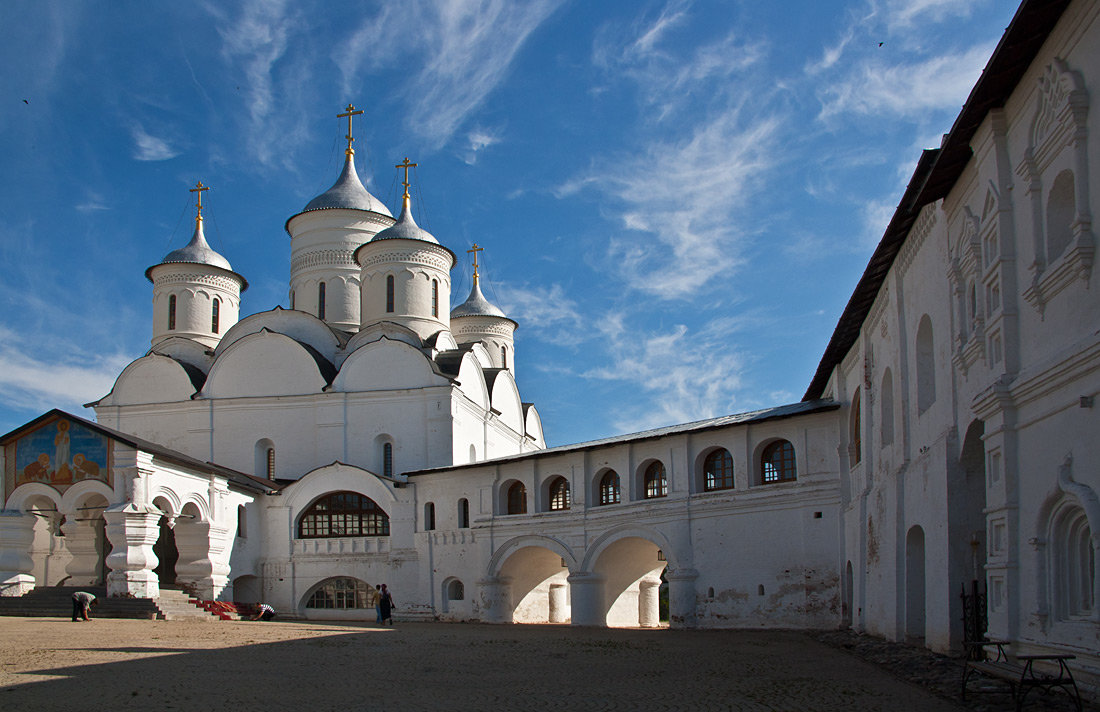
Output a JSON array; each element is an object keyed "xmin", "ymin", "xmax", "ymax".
[
  {"xmin": 450, "ymin": 244, "xmax": 518, "ymax": 375},
  {"xmin": 286, "ymin": 105, "xmax": 395, "ymax": 331},
  {"xmin": 354, "ymin": 158, "xmax": 456, "ymax": 340},
  {"xmin": 146, "ymin": 182, "xmax": 247, "ymax": 348}
]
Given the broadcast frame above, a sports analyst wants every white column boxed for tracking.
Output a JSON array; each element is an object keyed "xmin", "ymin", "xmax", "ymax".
[
  {"xmin": 548, "ymin": 582, "xmax": 568, "ymax": 623},
  {"xmin": 666, "ymin": 567, "xmax": 699, "ymax": 629},
  {"xmin": 567, "ymin": 572, "xmax": 605, "ymax": 626},
  {"xmin": 103, "ymin": 503, "xmax": 162, "ymax": 598},
  {"xmin": 0, "ymin": 511, "xmax": 36, "ymax": 596},
  {"xmin": 638, "ymin": 577, "xmax": 661, "ymax": 628},
  {"xmin": 477, "ymin": 577, "xmax": 513, "ymax": 623}
]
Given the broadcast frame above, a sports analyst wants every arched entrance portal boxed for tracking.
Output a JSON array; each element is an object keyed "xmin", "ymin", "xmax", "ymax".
[
  {"xmin": 498, "ymin": 545, "xmax": 571, "ymax": 623},
  {"xmin": 23, "ymin": 494, "xmax": 68, "ymax": 587},
  {"xmin": 953, "ymin": 419, "xmax": 987, "ymax": 646},
  {"xmin": 153, "ymin": 515, "xmax": 179, "ymax": 587},
  {"xmin": 590, "ymin": 536, "xmax": 667, "ymax": 628}
]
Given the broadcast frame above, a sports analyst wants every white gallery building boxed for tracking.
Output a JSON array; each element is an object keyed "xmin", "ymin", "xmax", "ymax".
[{"xmin": 1, "ymin": 0, "xmax": 1097, "ymax": 688}]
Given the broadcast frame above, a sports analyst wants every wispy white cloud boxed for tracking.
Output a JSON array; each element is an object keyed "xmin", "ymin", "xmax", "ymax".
[
  {"xmin": 337, "ymin": 0, "xmax": 563, "ymax": 150},
  {"xmin": 495, "ymin": 282, "xmax": 587, "ymax": 346},
  {"xmin": 462, "ymin": 127, "xmax": 502, "ymax": 165},
  {"xmin": 0, "ymin": 325, "xmax": 131, "ymax": 416},
  {"xmin": 131, "ymin": 124, "xmax": 180, "ymax": 161},
  {"xmin": 75, "ymin": 191, "xmax": 109, "ymax": 212},
  {"xmin": 880, "ymin": 0, "xmax": 983, "ymax": 31},
  {"xmin": 213, "ymin": 0, "xmax": 312, "ymax": 168},
  {"xmin": 816, "ymin": 43, "xmax": 994, "ymax": 119},
  {"xmin": 583, "ymin": 316, "xmax": 749, "ymax": 432}
]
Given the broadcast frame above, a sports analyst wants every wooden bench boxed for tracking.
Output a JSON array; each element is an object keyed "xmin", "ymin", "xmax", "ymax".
[{"xmin": 961, "ymin": 640, "xmax": 1082, "ymax": 711}]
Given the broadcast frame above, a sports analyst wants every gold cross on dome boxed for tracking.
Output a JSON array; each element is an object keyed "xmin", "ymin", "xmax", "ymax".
[
  {"xmin": 468, "ymin": 243, "xmax": 483, "ymax": 279},
  {"xmin": 396, "ymin": 157, "xmax": 418, "ymax": 198},
  {"xmin": 189, "ymin": 181, "xmax": 210, "ymax": 219},
  {"xmin": 337, "ymin": 104, "xmax": 364, "ymax": 155}
]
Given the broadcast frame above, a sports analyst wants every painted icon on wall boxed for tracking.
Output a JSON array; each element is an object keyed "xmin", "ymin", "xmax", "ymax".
[{"xmin": 14, "ymin": 418, "xmax": 109, "ymax": 487}]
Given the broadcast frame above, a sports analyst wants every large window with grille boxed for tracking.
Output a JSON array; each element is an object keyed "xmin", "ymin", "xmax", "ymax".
[
  {"xmin": 644, "ymin": 462, "xmax": 667, "ymax": 499},
  {"xmin": 549, "ymin": 477, "xmax": 570, "ymax": 511},
  {"xmin": 306, "ymin": 578, "xmax": 375, "ymax": 609},
  {"xmin": 703, "ymin": 448, "xmax": 734, "ymax": 491},
  {"xmin": 507, "ymin": 482, "xmax": 527, "ymax": 514},
  {"xmin": 599, "ymin": 470, "xmax": 621, "ymax": 505},
  {"xmin": 297, "ymin": 492, "xmax": 390, "ymax": 538},
  {"xmin": 761, "ymin": 440, "xmax": 796, "ymax": 484}
]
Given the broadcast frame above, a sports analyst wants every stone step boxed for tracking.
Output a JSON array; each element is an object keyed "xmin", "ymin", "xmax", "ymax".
[{"xmin": 0, "ymin": 586, "xmax": 224, "ymax": 621}]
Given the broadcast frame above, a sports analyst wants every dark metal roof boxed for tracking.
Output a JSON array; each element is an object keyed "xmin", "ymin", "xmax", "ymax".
[
  {"xmin": 406, "ymin": 399, "xmax": 840, "ymax": 476},
  {"xmin": 803, "ymin": 0, "xmax": 1071, "ymax": 401},
  {"xmin": 1, "ymin": 409, "xmax": 278, "ymax": 494}
]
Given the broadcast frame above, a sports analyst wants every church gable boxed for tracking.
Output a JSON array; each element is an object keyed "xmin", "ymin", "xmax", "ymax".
[
  {"xmin": 216, "ymin": 308, "xmax": 345, "ymax": 364},
  {"xmin": 3, "ymin": 413, "xmax": 112, "ymax": 495}
]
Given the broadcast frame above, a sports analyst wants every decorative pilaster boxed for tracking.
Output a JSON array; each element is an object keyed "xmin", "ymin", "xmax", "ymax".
[
  {"xmin": 0, "ymin": 510, "xmax": 36, "ymax": 596},
  {"xmin": 103, "ymin": 503, "xmax": 162, "ymax": 598}
]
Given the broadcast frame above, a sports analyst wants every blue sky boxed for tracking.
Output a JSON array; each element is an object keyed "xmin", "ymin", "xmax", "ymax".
[{"xmin": 0, "ymin": 0, "xmax": 1018, "ymax": 447}]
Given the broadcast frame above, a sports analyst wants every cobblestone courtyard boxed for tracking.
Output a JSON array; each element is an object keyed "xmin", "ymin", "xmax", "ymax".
[{"xmin": 0, "ymin": 618, "xmax": 1091, "ymax": 711}]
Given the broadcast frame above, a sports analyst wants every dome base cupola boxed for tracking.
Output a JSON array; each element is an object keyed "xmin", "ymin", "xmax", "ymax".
[{"xmin": 450, "ymin": 245, "xmax": 518, "ymax": 375}]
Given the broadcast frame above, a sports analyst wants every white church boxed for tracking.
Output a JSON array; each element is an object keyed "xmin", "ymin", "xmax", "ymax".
[{"xmin": 1, "ymin": 0, "xmax": 1097, "ymax": 688}]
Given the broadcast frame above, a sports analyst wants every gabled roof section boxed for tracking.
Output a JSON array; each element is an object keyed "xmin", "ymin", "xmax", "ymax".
[
  {"xmin": 803, "ymin": 0, "xmax": 1071, "ymax": 401},
  {"xmin": 408, "ymin": 399, "xmax": 839, "ymax": 476},
  {"xmin": 1, "ymin": 409, "xmax": 278, "ymax": 494}
]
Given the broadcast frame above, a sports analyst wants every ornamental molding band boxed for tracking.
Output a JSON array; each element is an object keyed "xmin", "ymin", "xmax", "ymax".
[
  {"xmin": 153, "ymin": 287, "xmax": 241, "ymax": 308},
  {"xmin": 291, "ymin": 249, "xmax": 358, "ymax": 272},
  {"xmin": 359, "ymin": 248, "xmax": 453, "ymax": 272},
  {"xmin": 153, "ymin": 272, "xmax": 243, "ymax": 293},
  {"xmin": 453, "ymin": 322, "xmax": 515, "ymax": 338},
  {"xmin": 897, "ymin": 203, "xmax": 938, "ymax": 277}
]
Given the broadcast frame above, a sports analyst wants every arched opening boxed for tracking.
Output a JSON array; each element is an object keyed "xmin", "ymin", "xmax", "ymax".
[
  {"xmin": 386, "ymin": 275, "xmax": 395, "ymax": 313},
  {"xmin": 152, "ymin": 502, "xmax": 179, "ymax": 588},
  {"xmin": 424, "ymin": 502, "xmax": 435, "ymax": 531},
  {"xmin": 590, "ymin": 536, "xmax": 667, "ymax": 628},
  {"xmin": 431, "ymin": 279, "xmax": 439, "ymax": 317},
  {"xmin": 702, "ymin": 448, "xmax": 734, "ymax": 492},
  {"xmin": 458, "ymin": 498, "xmax": 470, "ymax": 528},
  {"xmin": 232, "ymin": 574, "xmax": 262, "ymax": 604},
  {"xmin": 503, "ymin": 481, "xmax": 527, "ymax": 515},
  {"xmin": 501, "ymin": 345, "xmax": 508, "ymax": 370},
  {"xmin": 759, "ymin": 440, "xmax": 796, "ymax": 484},
  {"xmin": 302, "ymin": 577, "xmax": 379, "ymax": 620},
  {"xmin": 443, "ymin": 578, "xmax": 465, "ymax": 616},
  {"xmin": 497, "ymin": 545, "xmax": 571, "ymax": 624},
  {"xmin": 954, "ymin": 419, "xmax": 987, "ymax": 646},
  {"xmin": 168, "ymin": 294, "xmax": 176, "ymax": 330},
  {"xmin": 642, "ymin": 461, "xmax": 667, "ymax": 499},
  {"xmin": 212, "ymin": 298, "xmax": 220, "ymax": 333},
  {"xmin": 1051, "ymin": 501, "xmax": 1095, "ymax": 620},
  {"xmin": 318, "ymin": 281, "xmax": 327, "ymax": 320},
  {"xmin": 254, "ymin": 439, "xmax": 275, "ymax": 480},
  {"xmin": 383, "ymin": 442, "xmax": 393, "ymax": 478},
  {"xmin": 597, "ymin": 469, "xmax": 621, "ymax": 505},
  {"xmin": 547, "ymin": 476, "xmax": 570, "ymax": 511},
  {"xmin": 906, "ymin": 525, "xmax": 926, "ymax": 641},
  {"xmin": 916, "ymin": 315, "xmax": 936, "ymax": 414},
  {"xmin": 297, "ymin": 492, "xmax": 390, "ymax": 538}
]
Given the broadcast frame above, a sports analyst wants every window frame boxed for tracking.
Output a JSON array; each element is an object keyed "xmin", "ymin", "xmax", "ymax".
[
  {"xmin": 599, "ymin": 470, "xmax": 621, "ymax": 505},
  {"xmin": 760, "ymin": 440, "xmax": 796, "ymax": 484},
  {"xmin": 703, "ymin": 448, "xmax": 734, "ymax": 492},
  {"xmin": 643, "ymin": 461, "xmax": 667, "ymax": 499},
  {"xmin": 297, "ymin": 491, "xmax": 390, "ymax": 538}
]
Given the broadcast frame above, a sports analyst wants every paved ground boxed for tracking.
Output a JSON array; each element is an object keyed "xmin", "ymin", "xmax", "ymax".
[{"xmin": 0, "ymin": 618, "xmax": 1088, "ymax": 711}]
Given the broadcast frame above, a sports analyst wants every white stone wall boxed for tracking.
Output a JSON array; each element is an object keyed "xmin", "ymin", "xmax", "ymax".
[{"xmin": 831, "ymin": 0, "xmax": 1100, "ymax": 669}]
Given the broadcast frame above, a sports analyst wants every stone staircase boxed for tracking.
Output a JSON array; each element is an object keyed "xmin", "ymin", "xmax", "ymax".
[{"xmin": 0, "ymin": 586, "xmax": 231, "ymax": 621}]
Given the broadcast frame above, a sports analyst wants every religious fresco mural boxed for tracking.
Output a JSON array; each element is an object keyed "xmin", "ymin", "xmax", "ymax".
[{"xmin": 4, "ymin": 417, "xmax": 112, "ymax": 494}]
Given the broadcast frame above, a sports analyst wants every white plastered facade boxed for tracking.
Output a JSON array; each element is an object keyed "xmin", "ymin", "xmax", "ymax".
[{"xmin": 1, "ymin": 0, "xmax": 1098, "ymax": 692}]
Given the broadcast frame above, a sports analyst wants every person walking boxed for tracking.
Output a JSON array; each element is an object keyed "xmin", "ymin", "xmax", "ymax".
[
  {"xmin": 71, "ymin": 591, "xmax": 96, "ymax": 622},
  {"xmin": 378, "ymin": 584, "xmax": 395, "ymax": 625},
  {"xmin": 375, "ymin": 583, "xmax": 383, "ymax": 624}
]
